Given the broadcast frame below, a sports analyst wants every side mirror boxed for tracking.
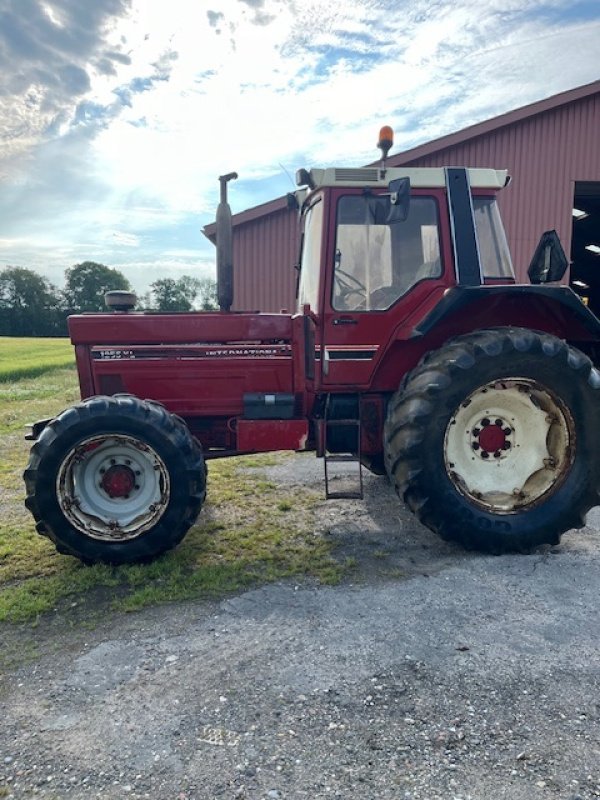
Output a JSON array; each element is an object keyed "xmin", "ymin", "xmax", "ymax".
[
  {"xmin": 386, "ymin": 177, "xmax": 410, "ymax": 223},
  {"xmin": 527, "ymin": 230, "xmax": 569, "ymax": 284}
]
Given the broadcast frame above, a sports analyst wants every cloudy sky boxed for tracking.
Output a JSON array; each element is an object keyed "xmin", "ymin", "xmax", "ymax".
[{"xmin": 1, "ymin": 0, "xmax": 599, "ymax": 293}]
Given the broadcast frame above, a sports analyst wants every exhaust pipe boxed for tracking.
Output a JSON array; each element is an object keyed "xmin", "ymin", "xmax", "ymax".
[{"xmin": 216, "ymin": 172, "xmax": 238, "ymax": 312}]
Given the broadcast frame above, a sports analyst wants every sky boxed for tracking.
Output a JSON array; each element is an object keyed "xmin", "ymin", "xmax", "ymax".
[{"xmin": 0, "ymin": 0, "xmax": 599, "ymax": 294}]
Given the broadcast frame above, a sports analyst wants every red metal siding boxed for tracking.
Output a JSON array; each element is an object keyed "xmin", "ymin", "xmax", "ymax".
[{"xmin": 232, "ymin": 206, "xmax": 299, "ymax": 312}]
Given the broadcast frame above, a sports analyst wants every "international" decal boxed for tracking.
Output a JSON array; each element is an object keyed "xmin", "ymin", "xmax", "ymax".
[{"xmin": 91, "ymin": 345, "xmax": 292, "ymax": 361}]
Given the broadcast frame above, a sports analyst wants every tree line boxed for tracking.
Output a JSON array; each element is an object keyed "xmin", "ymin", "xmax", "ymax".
[{"xmin": 0, "ymin": 262, "xmax": 218, "ymax": 337}]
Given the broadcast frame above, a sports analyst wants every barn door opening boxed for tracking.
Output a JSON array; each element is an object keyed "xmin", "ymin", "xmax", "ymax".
[{"xmin": 570, "ymin": 182, "xmax": 600, "ymax": 316}]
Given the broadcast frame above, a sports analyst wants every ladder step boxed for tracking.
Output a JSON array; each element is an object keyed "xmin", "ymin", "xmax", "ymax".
[
  {"xmin": 324, "ymin": 456, "xmax": 363, "ymax": 499},
  {"xmin": 323, "ymin": 395, "xmax": 364, "ymax": 500},
  {"xmin": 326, "ymin": 490, "xmax": 363, "ymax": 500}
]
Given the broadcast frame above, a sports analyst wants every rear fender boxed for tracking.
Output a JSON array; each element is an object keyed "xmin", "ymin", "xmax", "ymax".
[
  {"xmin": 371, "ymin": 285, "xmax": 600, "ymax": 392},
  {"xmin": 412, "ymin": 285, "xmax": 600, "ymax": 344}
]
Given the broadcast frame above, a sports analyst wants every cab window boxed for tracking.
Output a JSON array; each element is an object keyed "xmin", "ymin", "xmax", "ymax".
[
  {"xmin": 332, "ymin": 195, "xmax": 442, "ymax": 311},
  {"xmin": 297, "ymin": 198, "xmax": 323, "ymax": 312},
  {"xmin": 473, "ymin": 195, "xmax": 515, "ymax": 279}
]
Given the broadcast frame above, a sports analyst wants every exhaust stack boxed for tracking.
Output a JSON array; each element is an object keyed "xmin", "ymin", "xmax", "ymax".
[{"xmin": 215, "ymin": 172, "xmax": 238, "ymax": 312}]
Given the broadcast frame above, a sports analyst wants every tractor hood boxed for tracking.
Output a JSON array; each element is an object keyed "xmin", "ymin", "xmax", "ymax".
[{"xmin": 68, "ymin": 310, "xmax": 293, "ymax": 347}]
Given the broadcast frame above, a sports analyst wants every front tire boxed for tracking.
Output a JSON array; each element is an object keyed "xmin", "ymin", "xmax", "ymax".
[
  {"xmin": 384, "ymin": 328, "xmax": 600, "ymax": 553},
  {"xmin": 24, "ymin": 395, "xmax": 206, "ymax": 564}
]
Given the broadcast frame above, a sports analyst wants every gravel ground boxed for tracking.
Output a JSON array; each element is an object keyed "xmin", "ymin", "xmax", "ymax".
[{"xmin": 1, "ymin": 453, "xmax": 600, "ymax": 800}]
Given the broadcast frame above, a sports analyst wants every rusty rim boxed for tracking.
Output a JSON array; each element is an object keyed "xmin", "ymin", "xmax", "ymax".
[{"xmin": 57, "ymin": 434, "xmax": 170, "ymax": 541}]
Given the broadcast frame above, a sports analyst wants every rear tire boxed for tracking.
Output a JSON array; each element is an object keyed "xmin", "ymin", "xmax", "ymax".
[
  {"xmin": 24, "ymin": 395, "xmax": 206, "ymax": 564},
  {"xmin": 384, "ymin": 327, "xmax": 600, "ymax": 553}
]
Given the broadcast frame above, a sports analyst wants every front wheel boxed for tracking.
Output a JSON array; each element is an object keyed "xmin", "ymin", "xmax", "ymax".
[
  {"xmin": 24, "ymin": 395, "xmax": 206, "ymax": 564},
  {"xmin": 384, "ymin": 328, "xmax": 600, "ymax": 553}
]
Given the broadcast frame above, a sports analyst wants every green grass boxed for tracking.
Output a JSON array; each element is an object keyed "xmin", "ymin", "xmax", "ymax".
[
  {"xmin": 0, "ymin": 338, "xmax": 339, "ymax": 625},
  {"xmin": 0, "ymin": 336, "xmax": 74, "ymax": 382},
  {"xmin": 0, "ymin": 368, "xmax": 79, "ymax": 435}
]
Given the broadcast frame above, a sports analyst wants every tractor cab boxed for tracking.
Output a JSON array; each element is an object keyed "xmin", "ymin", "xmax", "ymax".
[
  {"xmin": 294, "ymin": 149, "xmax": 515, "ymax": 390},
  {"xmin": 296, "ymin": 164, "xmax": 514, "ymax": 315}
]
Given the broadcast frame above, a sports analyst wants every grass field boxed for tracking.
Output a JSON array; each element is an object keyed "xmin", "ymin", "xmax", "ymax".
[
  {"xmin": 0, "ymin": 338, "xmax": 339, "ymax": 626},
  {"xmin": 0, "ymin": 336, "xmax": 75, "ymax": 382}
]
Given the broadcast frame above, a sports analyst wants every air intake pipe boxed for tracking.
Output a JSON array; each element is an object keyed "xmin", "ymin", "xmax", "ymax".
[{"xmin": 216, "ymin": 172, "xmax": 238, "ymax": 312}]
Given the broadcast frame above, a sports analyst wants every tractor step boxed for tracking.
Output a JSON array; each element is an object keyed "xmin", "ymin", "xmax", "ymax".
[
  {"xmin": 322, "ymin": 398, "xmax": 363, "ymax": 500},
  {"xmin": 324, "ymin": 448, "xmax": 363, "ymax": 500}
]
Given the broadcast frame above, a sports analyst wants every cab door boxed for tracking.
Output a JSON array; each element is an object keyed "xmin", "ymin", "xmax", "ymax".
[{"xmin": 320, "ymin": 188, "xmax": 449, "ymax": 388}]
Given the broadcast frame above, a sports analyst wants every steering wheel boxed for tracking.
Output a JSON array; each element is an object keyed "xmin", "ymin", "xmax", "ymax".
[{"xmin": 334, "ymin": 267, "xmax": 367, "ymax": 309}]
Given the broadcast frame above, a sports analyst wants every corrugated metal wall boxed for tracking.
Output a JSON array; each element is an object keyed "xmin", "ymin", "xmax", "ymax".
[
  {"xmin": 233, "ymin": 87, "xmax": 600, "ymax": 310},
  {"xmin": 394, "ymin": 92, "xmax": 600, "ymax": 282},
  {"xmin": 232, "ymin": 205, "xmax": 299, "ymax": 312}
]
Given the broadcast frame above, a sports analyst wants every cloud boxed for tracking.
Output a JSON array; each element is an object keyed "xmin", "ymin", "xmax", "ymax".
[
  {"xmin": 108, "ymin": 51, "xmax": 177, "ymax": 109},
  {"xmin": 236, "ymin": 0, "xmax": 275, "ymax": 26},
  {"xmin": 207, "ymin": 10, "xmax": 225, "ymax": 29},
  {"xmin": 112, "ymin": 231, "xmax": 140, "ymax": 246},
  {"xmin": 0, "ymin": 0, "xmax": 135, "ymax": 172}
]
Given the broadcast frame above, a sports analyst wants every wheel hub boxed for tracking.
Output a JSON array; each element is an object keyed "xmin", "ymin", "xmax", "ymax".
[
  {"xmin": 100, "ymin": 464, "xmax": 137, "ymax": 498},
  {"xmin": 471, "ymin": 417, "xmax": 512, "ymax": 459}
]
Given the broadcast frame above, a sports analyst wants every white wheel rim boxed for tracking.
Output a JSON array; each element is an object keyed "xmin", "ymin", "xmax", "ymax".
[
  {"xmin": 57, "ymin": 435, "xmax": 170, "ymax": 542},
  {"xmin": 444, "ymin": 378, "xmax": 574, "ymax": 513}
]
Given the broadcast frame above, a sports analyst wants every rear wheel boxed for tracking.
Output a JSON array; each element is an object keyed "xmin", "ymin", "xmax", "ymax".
[
  {"xmin": 384, "ymin": 328, "xmax": 600, "ymax": 552},
  {"xmin": 24, "ymin": 395, "xmax": 206, "ymax": 564}
]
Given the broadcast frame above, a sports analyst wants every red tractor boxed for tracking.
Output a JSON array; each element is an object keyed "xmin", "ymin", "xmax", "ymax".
[{"xmin": 24, "ymin": 129, "xmax": 600, "ymax": 563}]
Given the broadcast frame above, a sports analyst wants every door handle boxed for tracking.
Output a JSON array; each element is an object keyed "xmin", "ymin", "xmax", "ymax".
[{"xmin": 332, "ymin": 317, "xmax": 358, "ymax": 325}]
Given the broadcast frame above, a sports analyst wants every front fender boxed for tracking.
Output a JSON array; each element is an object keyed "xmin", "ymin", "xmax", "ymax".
[{"xmin": 25, "ymin": 418, "xmax": 52, "ymax": 441}]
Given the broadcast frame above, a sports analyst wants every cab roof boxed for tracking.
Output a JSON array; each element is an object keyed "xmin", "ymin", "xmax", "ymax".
[{"xmin": 301, "ymin": 166, "xmax": 510, "ymax": 190}]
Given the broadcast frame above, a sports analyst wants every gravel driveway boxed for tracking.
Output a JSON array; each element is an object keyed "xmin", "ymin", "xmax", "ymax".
[{"xmin": 1, "ymin": 453, "xmax": 600, "ymax": 800}]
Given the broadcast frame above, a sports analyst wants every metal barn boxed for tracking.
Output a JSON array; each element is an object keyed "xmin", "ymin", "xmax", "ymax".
[{"xmin": 204, "ymin": 80, "xmax": 600, "ymax": 315}]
